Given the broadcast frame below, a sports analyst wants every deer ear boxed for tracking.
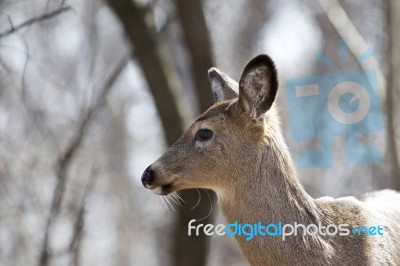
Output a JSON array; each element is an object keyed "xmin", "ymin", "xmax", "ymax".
[
  {"xmin": 238, "ymin": 54, "xmax": 278, "ymax": 119},
  {"xmin": 208, "ymin": 68, "xmax": 239, "ymax": 103}
]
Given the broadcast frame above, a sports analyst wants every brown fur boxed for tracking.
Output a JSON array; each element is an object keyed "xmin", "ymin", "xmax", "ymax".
[{"xmin": 144, "ymin": 55, "xmax": 400, "ymax": 266}]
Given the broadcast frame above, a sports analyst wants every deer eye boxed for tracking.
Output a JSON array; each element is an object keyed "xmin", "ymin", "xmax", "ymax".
[{"xmin": 195, "ymin": 129, "xmax": 213, "ymax": 141}]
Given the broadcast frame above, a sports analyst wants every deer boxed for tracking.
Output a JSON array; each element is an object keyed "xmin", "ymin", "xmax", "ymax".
[{"xmin": 141, "ymin": 54, "xmax": 400, "ymax": 266}]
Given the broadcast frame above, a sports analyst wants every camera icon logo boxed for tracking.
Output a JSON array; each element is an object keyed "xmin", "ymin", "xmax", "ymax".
[{"xmin": 286, "ymin": 40, "xmax": 383, "ymax": 168}]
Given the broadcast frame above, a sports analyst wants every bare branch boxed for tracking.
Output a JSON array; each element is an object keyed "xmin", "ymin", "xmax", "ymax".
[
  {"xmin": 38, "ymin": 56, "xmax": 129, "ymax": 266},
  {"xmin": 0, "ymin": 6, "xmax": 72, "ymax": 38},
  {"xmin": 69, "ymin": 166, "xmax": 98, "ymax": 266}
]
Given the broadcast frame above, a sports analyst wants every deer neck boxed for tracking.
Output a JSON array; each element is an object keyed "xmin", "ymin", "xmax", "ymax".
[
  {"xmin": 219, "ymin": 131, "xmax": 320, "ymax": 224},
  {"xmin": 217, "ymin": 129, "xmax": 328, "ymax": 265}
]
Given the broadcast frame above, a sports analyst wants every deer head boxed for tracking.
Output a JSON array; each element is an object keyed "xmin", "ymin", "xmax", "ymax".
[{"xmin": 141, "ymin": 54, "xmax": 279, "ymax": 197}]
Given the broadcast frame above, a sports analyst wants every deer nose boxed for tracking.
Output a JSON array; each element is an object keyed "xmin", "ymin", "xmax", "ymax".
[{"xmin": 141, "ymin": 166, "xmax": 155, "ymax": 187}]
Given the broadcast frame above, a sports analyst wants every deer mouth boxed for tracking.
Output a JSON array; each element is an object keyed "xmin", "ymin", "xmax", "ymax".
[{"xmin": 150, "ymin": 183, "xmax": 174, "ymax": 195}]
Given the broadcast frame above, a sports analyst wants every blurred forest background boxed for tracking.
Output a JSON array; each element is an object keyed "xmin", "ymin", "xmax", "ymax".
[{"xmin": 0, "ymin": 0, "xmax": 399, "ymax": 265}]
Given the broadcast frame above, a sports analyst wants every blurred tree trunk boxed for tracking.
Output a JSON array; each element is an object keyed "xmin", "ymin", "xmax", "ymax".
[
  {"xmin": 231, "ymin": 0, "xmax": 272, "ymax": 75},
  {"xmin": 106, "ymin": 0, "xmax": 185, "ymax": 146},
  {"xmin": 387, "ymin": 0, "xmax": 400, "ymax": 190},
  {"xmin": 104, "ymin": 104, "xmax": 137, "ymax": 266},
  {"xmin": 106, "ymin": 1, "xmax": 214, "ymax": 266},
  {"xmin": 173, "ymin": 1, "xmax": 215, "ymax": 266},
  {"xmin": 175, "ymin": 0, "xmax": 214, "ymax": 111}
]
